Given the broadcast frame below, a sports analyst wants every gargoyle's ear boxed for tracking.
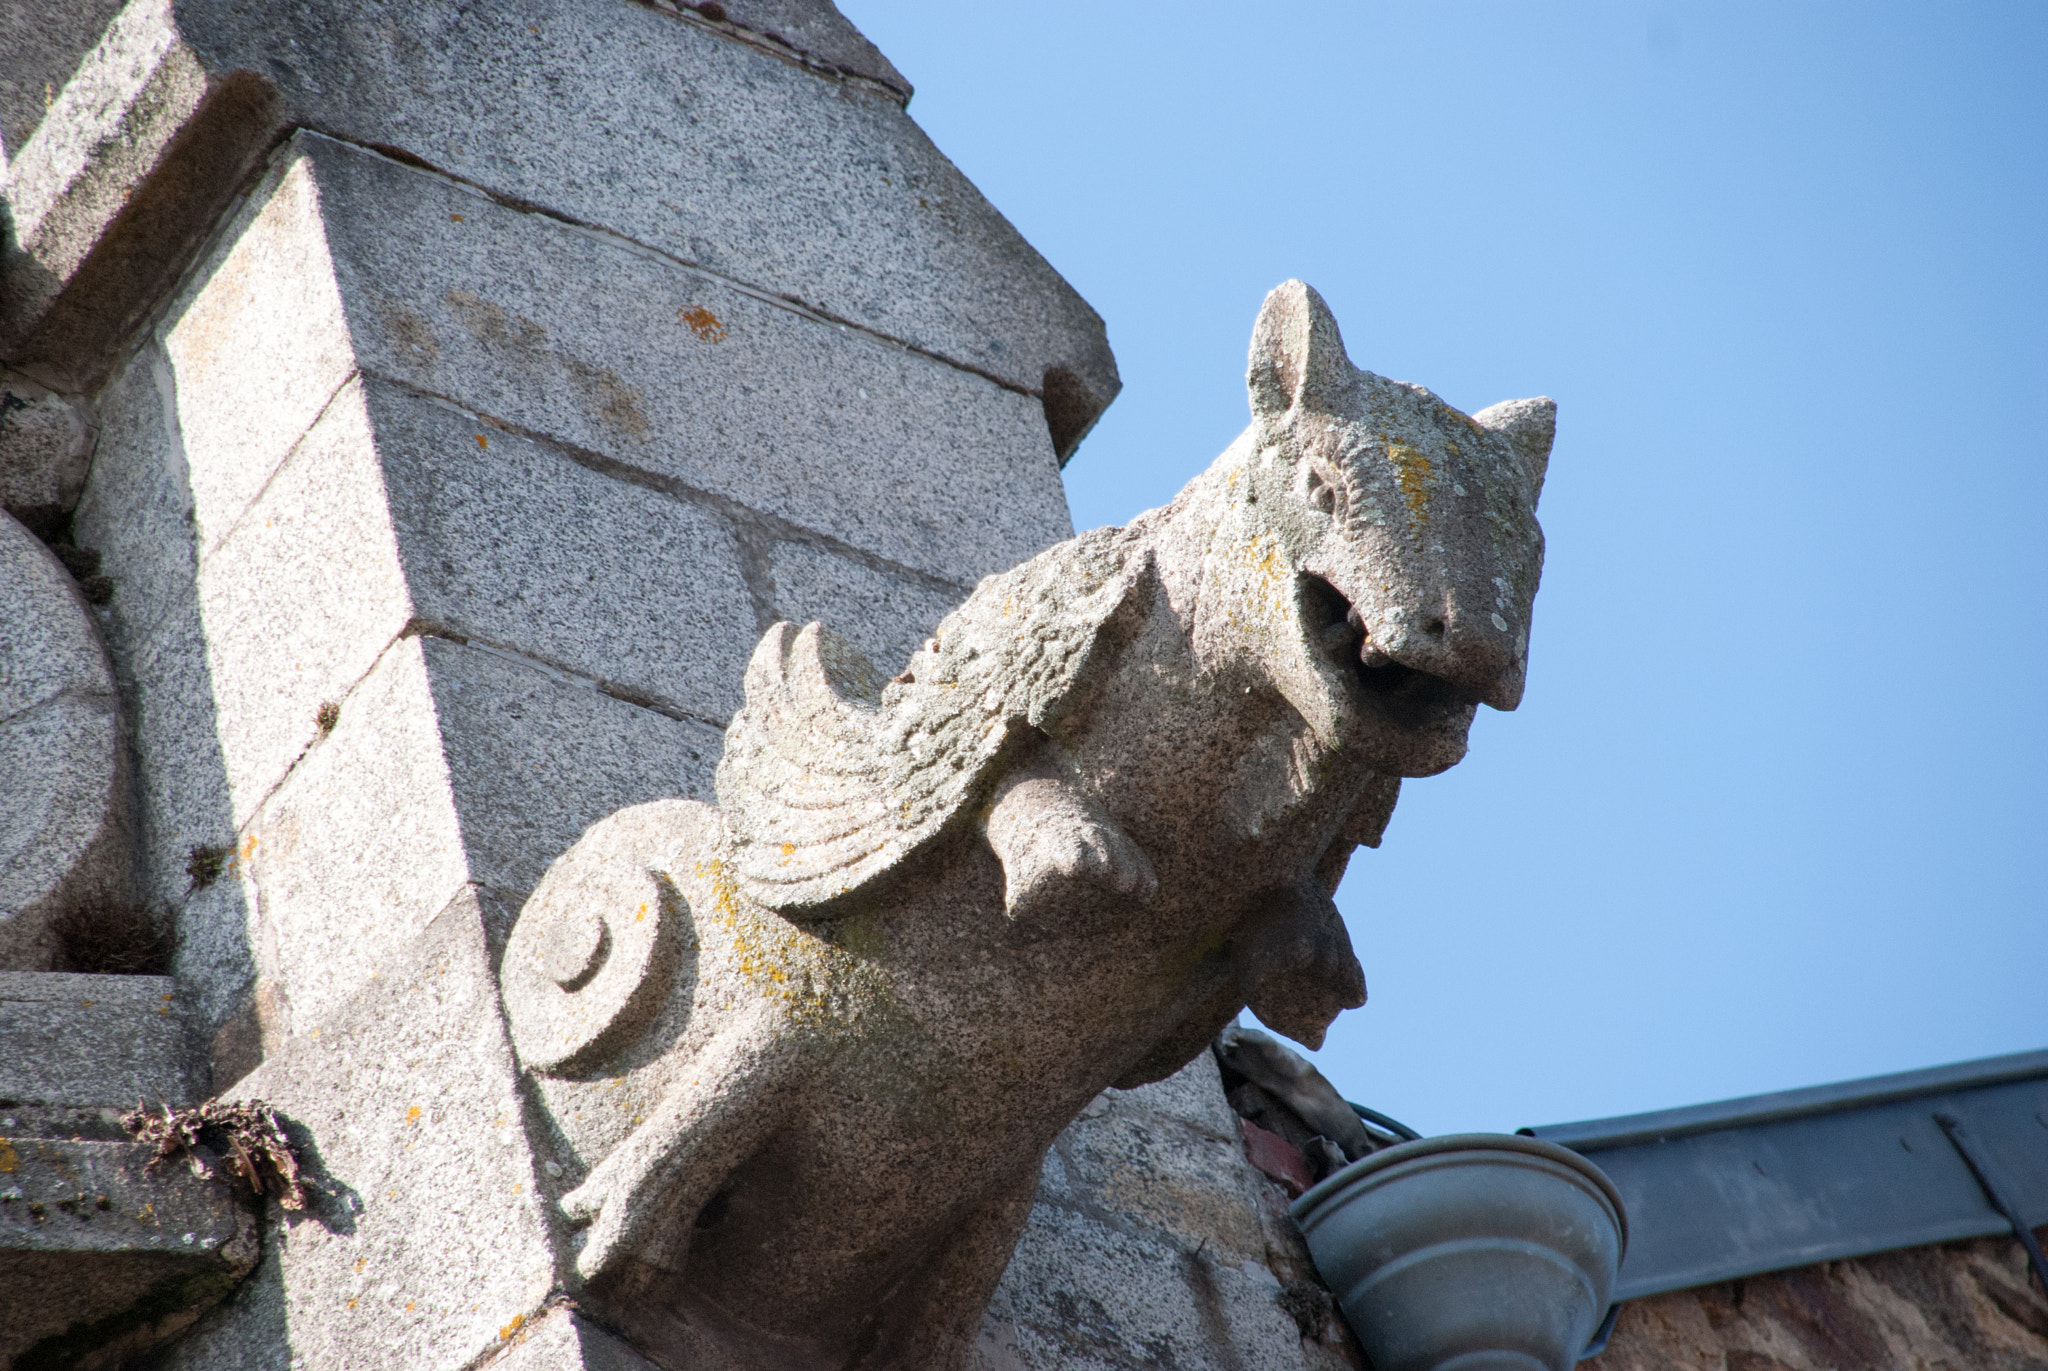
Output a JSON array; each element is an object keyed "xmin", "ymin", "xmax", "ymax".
[
  {"xmin": 1472, "ymin": 396, "xmax": 1556, "ymax": 506},
  {"xmin": 1248, "ymin": 280, "xmax": 1353, "ymax": 420}
]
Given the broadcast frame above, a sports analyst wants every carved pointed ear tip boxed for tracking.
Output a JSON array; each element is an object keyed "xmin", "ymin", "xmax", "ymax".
[
  {"xmin": 1247, "ymin": 280, "xmax": 1352, "ymax": 417},
  {"xmin": 1256, "ymin": 278, "xmax": 1336, "ymax": 322},
  {"xmin": 1472, "ymin": 396, "xmax": 1557, "ymax": 454}
]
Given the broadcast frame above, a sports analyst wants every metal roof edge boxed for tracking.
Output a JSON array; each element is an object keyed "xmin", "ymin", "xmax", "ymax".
[{"xmin": 1523, "ymin": 1047, "xmax": 2048, "ymax": 1150}]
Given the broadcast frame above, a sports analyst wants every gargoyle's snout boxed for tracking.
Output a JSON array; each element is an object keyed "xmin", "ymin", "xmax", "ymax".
[
  {"xmin": 1305, "ymin": 578, "xmax": 1524, "ymax": 715},
  {"xmin": 1376, "ymin": 608, "xmax": 1525, "ymax": 713}
]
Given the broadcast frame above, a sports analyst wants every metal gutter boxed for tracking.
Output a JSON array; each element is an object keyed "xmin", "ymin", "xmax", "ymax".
[{"xmin": 1522, "ymin": 1048, "xmax": 2048, "ymax": 1301}]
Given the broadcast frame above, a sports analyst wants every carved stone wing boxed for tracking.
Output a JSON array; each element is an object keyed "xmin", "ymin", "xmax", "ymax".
[{"xmin": 719, "ymin": 526, "xmax": 1154, "ymax": 915}]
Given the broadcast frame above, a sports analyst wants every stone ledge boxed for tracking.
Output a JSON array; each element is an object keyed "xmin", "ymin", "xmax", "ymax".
[
  {"xmin": 0, "ymin": 1134, "xmax": 258, "ymax": 1369},
  {"xmin": 0, "ymin": 973, "xmax": 199, "ymax": 1108}
]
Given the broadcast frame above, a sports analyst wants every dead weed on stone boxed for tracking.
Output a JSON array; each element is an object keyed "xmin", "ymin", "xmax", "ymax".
[
  {"xmin": 51, "ymin": 891, "xmax": 176, "ymax": 974},
  {"xmin": 122, "ymin": 1099, "xmax": 309, "ymax": 1210}
]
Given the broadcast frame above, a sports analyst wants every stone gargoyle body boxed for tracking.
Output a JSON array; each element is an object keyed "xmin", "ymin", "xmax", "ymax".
[{"xmin": 499, "ymin": 281, "xmax": 1555, "ymax": 1369}]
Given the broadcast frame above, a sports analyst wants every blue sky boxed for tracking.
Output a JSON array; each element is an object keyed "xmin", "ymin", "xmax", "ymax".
[{"xmin": 838, "ymin": 2, "xmax": 2048, "ymax": 1134}]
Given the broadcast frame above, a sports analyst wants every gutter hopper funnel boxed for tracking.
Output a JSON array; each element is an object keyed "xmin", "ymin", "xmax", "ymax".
[{"xmin": 1291, "ymin": 1133, "xmax": 1627, "ymax": 1371}]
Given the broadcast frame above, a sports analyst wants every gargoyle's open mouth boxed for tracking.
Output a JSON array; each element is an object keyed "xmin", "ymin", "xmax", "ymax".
[{"xmin": 1301, "ymin": 576, "xmax": 1467, "ymax": 717}]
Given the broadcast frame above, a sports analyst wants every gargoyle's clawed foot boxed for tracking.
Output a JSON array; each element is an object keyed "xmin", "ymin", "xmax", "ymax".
[{"xmin": 561, "ymin": 1159, "xmax": 655, "ymax": 1286}]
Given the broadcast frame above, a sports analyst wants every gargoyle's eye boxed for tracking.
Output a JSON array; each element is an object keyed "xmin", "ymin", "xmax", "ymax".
[{"xmin": 1304, "ymin": 467, "xmax": 1340, "ymax": 517}]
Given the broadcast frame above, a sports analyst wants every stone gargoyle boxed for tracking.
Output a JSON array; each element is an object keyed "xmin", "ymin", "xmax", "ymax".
[{"xmin": 498, "ymin": 281, "xmax": 1554, "ymax": 1369}]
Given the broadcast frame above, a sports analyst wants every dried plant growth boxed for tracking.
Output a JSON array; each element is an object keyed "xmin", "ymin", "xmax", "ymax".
[
  {"xmin": 51, "ymin": 891, "xmax": 176, "ymax": 974},
  {"xmin": 122, "ymin": 1100, "xmax": 309, "ymax": 1210}
]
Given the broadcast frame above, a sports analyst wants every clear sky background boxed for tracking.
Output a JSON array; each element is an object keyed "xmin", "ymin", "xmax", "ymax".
[{"xmin": 839, "ymin": 2, "xmax": 2048, "ymax": 1135}]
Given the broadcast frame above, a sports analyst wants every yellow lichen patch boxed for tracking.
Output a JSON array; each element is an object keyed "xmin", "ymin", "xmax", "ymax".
[
  {"xmin": 404, "ymin": 1105, "xmax": 422, "ymax": 1127},
  {"xmin": 499, "ymin": 1312, "xmax": 527, "ymax": 1340},
  {"xmin": 1387, "ymin": 442, "xmax": 1436, "ymax": 523},
  {"xmin": 0, "ymin": 1138, "xmax": 15, "ymax": 1172}
]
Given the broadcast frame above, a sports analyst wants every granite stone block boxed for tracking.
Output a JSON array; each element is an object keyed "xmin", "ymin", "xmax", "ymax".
[
  {"xmin": 241, "ymin": 635, "xmax": 472, "ymax": 1034},
  {"xmin": 159, "ymin": 146, "xmax": 357, "ymax": 560},
  {"xmin": 116, "ymin": 605, "xmax": 240, "ymax": 907},
  {"xmin": 157, "ymin": 891, "xmax": 556, "ymax": 1371},
  {"xmin": 366, "ymin": 376, "xmax": 759, "ymax": 723},
  {"xmin": 246, "ymin": 634, "xmax": 721, "ymax": 1032},
  {"xmin": 419, "ymin": 635, "xmax": 724, "ymax": 901},
  {"xmin": 69, "ymin": 344, "xmax": 204, "ymax": 657},
  {"xmin": 186, "ymin": 378, "xmax": 411, "ymax": 831},
  {"xmin": 693, "ymin": 0, "xmax": 910, "ymax": 99},
  {"xmin": 768, "ymin": 539, "xmax": 963, "ymax": 677},
  {"xmin": 0, "ymin": 972, "xmax": 199, "ymax": 1106},
  {"xmin": 0, "ymin": 368, "xmax": 96, "ymax": 535},
  {"xmin": 493, "ymin": 1307, "xmax": 663, "ymax": 1371},
  {"xmin": 0, "ymin": 1133, "xmax": 257, "ymax": 1370},
  {"xmin": 0, "ymin": 0, "xmax": 280, "ymax": 384},
  {"xmin": 0, "ymin": 510, "xmax": 127, "ymax": 969},
  {"xmin": 276, "ymin": 132, "xmax": 1075, "ymax": 586},
  {"xmin": 0, "ymin": 0, "xmax": 129, "ymax": 157},
  {"xmin": 1051, "ymin": 1089, "xmax": 1269, "ymax": 1263},
  {"xmin": 984, "ymin": 1203, "xmax": 1227, "ymax": 1371},
  {"xmin": 0, "ymin": 509, "xmax": 111, "ymax": 734},
  {"xmin": 11, "ymin": 0, "xmax": 1115, "ymax": 421},
  {"xmin": 1107, "ymin": 1047, "xmax": 1245, "ymax": 1143}
]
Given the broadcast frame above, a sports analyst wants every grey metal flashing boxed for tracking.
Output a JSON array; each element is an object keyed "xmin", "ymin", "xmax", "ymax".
[{"xmin": 1523, "ymin": 1049, "xmax": 2048, "ymax": 1301}]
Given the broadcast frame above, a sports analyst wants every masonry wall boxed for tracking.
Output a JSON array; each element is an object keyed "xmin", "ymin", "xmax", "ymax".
[
  {"xmin": 4, "ymin": 2, "xmax": 1363, "ymax": 1366},
  {"xmin": 1588, "ymin": 1230, "xmax": 2048, "ymax": 1371}
]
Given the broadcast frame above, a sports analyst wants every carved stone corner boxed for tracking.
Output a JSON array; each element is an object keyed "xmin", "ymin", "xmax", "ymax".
[{"xmin": 0, "ymin": 1126, "xmax": 260, "ymax": 1370}]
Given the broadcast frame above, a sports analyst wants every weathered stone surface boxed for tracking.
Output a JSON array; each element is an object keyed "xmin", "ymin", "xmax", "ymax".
[
  {"xmin": 6, "ymin": 0, "xmax": 1117, "ymax": 441},
  {"xmin": 0, "ymin": 368, "xmax": 96, "ymax": 535},
  {"xmin": 0, "ymin": 0, "xmax": 280, "ymax": 383},
  {"xmin": 0, "ymin": 1133, "xmax": 258, "ymax": 1370},
  {"xmin": 494, "ymin": 283, "xmax": 1550, "ymax": 1369},
  {"xmin": 242, "ymin": 635, "xmax": 720, "ymax": 1035},
  {"xmin": 271, "ymin": 130, "xmax": 1071, "ymax": 586},
  {"xmin": 0, "ymin": 510, "xmax": 127, "ymax": 971},
  {"xmin": 770, "ymin": 539, "xmax": 964, "ymax": 677},
  {"xmin": 155, "ymin": 891, "xmax": 556, "ymax": 1371},
  {"xmin": 67, "ymin": 345, "xmax": 195, "ymax": 658},
  {"xmin": 0, "ymin": 973, "xmax": 198, "ymax": 1106},
  {"xmin": 0, "ymin": 0, "xmax": 128, "ymax": 157},
  {"xmin": 980, "ymin": 1054, "xmax": 1361, "ymax": 1371},
  {"xmin": 493, "ymin": 1306, "xmax": 663, "ymax": 1371},
  {"xmin": 690, "ymin": 0, "xmax": 911, "ymax": 99},
  {"xmin": 367, "ymin": 377, "xmax": 761, "ymax": 722},
  {"xmin": 1587, "ymin": 1230, "xmax": 2048, "ymax": 1371},
  {"xmin": 158, "ymin": 147, "xmax": 358, "ymax": 564},
  {"xmin": 985, "ymin": 1202, "xmax": 1296, "ymax": 1371}
]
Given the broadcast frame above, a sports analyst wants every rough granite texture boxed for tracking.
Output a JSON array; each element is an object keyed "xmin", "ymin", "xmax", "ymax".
[
  {"xmin": 1586, "ymin": 1231, "xmax": 2048, "ymax": 1371},
  {"xmin": 0, "ymin": 1135, "xmax": 259, "ymax": 1369},
  {"xmin": 0, "ymin": 971, "xmax": 253, "ymax": 1369},
  {"xmin": 977, "ymin": 1055, "xmax": 1364, "ymax": 1371},
  {"xmin": 155, "ymin": 892, "xmax": 559, "ymax": 1371},
  {"xmin": 0, "ymin": 367, "xmax": 98, "ymax": 536},
  {"xmin": 492, "ymin": 1306, "xmax": 664, "ymax": 1371},
  {"xmin": 0, "ymin": 509, "xmax": 127, "ymax": 970},
  {"xmin": 493, "ymin": 283, "xmax": 1551, "ymax": 1368},
  {"xmin": 769, "ymin": 539, "xmax": 966, "ymax": 678},
  {"xmin": 2, "ymin": 0, "xmax": 1119, "ymax": 445},
  {"xmin": 0, "ymin": 972, "xmax": 198, "ymax": 1106}
]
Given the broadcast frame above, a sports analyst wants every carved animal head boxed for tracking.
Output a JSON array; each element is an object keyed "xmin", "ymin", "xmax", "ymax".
[{"xmin": 1196, "ymin": 281, "xmax": 1553, "ymax": 778}]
